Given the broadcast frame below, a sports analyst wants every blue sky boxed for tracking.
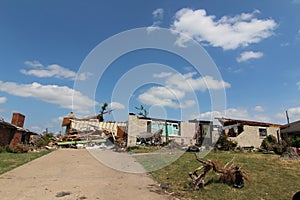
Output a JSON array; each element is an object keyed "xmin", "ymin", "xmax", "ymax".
[{"xmin": 0, "ymin": 0, "xmax": 300, "ymax": 133}]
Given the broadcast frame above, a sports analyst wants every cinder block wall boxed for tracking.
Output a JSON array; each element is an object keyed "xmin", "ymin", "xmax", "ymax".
[
  {"xmin": 180, "ymin": 122, "xmax": 196, "ymax": 145},
  {"xmin": 231, "ymin": 125, "xmax": 280, "ymax": 148},
  {"xmin": 127, "ymin": 114, "xmax": 148, "ymax": 146}
]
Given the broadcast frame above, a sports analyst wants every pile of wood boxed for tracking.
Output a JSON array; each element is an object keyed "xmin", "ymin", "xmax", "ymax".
[{"xmin": 189, "ymin": 153, "xmax": 249, "ymax": 190}]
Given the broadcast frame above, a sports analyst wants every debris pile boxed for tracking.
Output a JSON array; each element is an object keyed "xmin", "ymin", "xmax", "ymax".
[
  {"xmin": 136, "ymin": 129, "xmax": 163, "ymax": 146},
  {"xmin": 189, "ymin": 153, "xmax": 248, "ymax": 190}
]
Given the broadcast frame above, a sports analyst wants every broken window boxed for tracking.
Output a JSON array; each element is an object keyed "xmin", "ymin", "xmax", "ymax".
[{"xmin": 259, "ymin": 128, "xmax": 267, "ymax": 137}]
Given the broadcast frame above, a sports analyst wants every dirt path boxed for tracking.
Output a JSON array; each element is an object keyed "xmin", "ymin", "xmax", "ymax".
[{"xmin": 0, "ymin": 149, "xmax": 168, "ymax": 200}]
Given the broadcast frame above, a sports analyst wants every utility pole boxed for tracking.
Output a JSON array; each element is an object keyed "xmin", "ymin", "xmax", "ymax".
[
  {"xmin": 285, "ymin": 110, "xmax": 290, "ymax": 124},
  {"xmin": 165, "ymin": 121, "xmax": 169, "ymax": 143}
]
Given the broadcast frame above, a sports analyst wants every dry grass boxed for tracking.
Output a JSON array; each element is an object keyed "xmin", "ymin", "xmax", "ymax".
[{"xmin": 150, "ymin": 151, "xmax": 300, "ymax": 200}]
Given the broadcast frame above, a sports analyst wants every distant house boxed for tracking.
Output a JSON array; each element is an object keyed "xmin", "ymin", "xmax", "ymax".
[
  {"xmin": 0, "ymin": 113, "xmax": 37, "ymax": 147},
  {"xmin": 216, "ymin": 117, "xmax": 282, "ymax": 148},
  {"xmin": 281, "ymin": 120, "xmax": 300, "ymax": 139}
]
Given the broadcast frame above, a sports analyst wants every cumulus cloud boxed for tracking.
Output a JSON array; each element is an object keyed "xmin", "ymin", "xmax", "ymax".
[
  {"xmin": 138, "ymin": 71, "xmax": 230, "ymax": 108},
  {"xmin": 153, "ymin": 72, "xmax": 173, "ymax": 78},
  {"xmin": 0, "ymin": 81, "xmax": 98, "ymax": 114},
  {"xmin": 193, "ymin": 107, "xmax": 271, "ymax": 123},
  {"xmin": 165, "ymin": 72, "xmax": 231, "ymax": 92},
  {"xmin": 24, "ymin": 60, "xmax": 44, "ymax": 68},
  {"xmin": 147, "ymin": 8, "xmax": 164, "ymax": 32},
  {"xmin": 152, "ymin": 8, "xmax": 164, "ymax": 20},
  {"xmin": 21, "ymin": 61, "xmax": 92, "ymax": 81},
  {"xmin": 287, "ymin": 107, "xmax": 300, "ymax": 118},
  {"xmin": 0, "ymin": 97, "xmax": 7, "ymax": 104},
  {"xmin": 171, "ymin": 8, "xmax": 277, "ymax": 50},
  {"xmin": 237, "ymin": 51, "xmax": 263, "ymax": 62},
  {"xmin": 297, "ymin": 82, "xmax": 300, "ymax": 89},
  {"xmin": 109, "ymin": 102, "xmax": 125, "ymax": 110},
  {"xmin": 138, "ymin": 86, "xmax": 186, "ymax": 108},
  {"xmin": 254, "ymin": 105, "xmax": 265, "ymax": 112}
]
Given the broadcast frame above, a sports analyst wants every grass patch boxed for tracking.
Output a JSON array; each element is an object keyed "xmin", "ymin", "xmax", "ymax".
[
  {"xmin": 150, "ymin": 151, "xmax": 300, "ymax": 200},
  {"xmin": 0, "ymin": 150, "xmax": 52, "ymax": 175},
  {"xmin": 128, "ymin": 146, "xmax": 163, "ymax": 153}
]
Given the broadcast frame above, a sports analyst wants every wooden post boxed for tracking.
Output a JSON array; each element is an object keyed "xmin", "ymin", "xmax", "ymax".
[
  {"xmin": 286, "ymin": 110, "xmax": 290, "ymax": 124},
  {"xmin": 277, "ymin": 130, "xmax": 280, "ymax": 144},
  {"xmin": 165, "ymin": 121, "xmax": 169, "ymax": 143}
]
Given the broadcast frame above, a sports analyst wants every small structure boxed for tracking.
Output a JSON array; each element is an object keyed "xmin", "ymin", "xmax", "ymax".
[
  {"xmin": 281, "ymin": 120, "xmax": 300, "ymax": 139},
  {"xmin": 0, "ymin": 113, "xmax": 37, "ymax": 148},
  {"xmin": 216, "ymin": 117, "xmax": 282, "ymax": 148}
]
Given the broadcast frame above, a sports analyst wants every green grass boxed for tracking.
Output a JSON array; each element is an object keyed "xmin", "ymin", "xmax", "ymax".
[
  {"xmin": 0, "ymin": 150, "xmax": 52, "ymax": 175},
  {"xmin": 150, "ymin": 151, "xmax": 300, "ymax": 200}
]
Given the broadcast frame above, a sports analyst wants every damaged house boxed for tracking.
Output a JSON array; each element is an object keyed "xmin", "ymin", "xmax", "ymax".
[
  {"xmin": 61, "ymin": 112, "xmax": 218, "ymax": 147},
  {"xmin": 216, "ymin": 117, "xmax": 281, "ymax": 148},
  {"xmin": 281, "ymin": 120, "xmax": 300, "ymax": 140},
  {"xmin": 0, "ymin": 113, "xmax": 37, "ymax": 148}
]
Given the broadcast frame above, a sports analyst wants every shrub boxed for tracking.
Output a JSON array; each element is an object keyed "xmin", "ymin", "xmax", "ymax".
[
  {"xmin": 293, "ymin": 137, "xmax": 300, "ymax": 148},
  {"xmin": 36, "ymin": 133, "xmax": 54, "ymax": 148},
  {"xmin": 216, "ymin": 134, "xmax": 238, "ymax": 150},
  {"xmin": 261, "ymin": 135, "xmax": 277, "ymax": 151},
  {"xmin": 9, "ymin": 144, "xmax": 29, "ymax": 153},
  {"xmin": 0, "ymin": 146, "xmax": 9, "ymax": 153}
]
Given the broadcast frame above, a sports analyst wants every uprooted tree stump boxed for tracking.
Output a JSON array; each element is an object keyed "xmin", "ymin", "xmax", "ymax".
[{"xmin": 189, "ymin": 153, "xmax": 249, "ymax": 190}]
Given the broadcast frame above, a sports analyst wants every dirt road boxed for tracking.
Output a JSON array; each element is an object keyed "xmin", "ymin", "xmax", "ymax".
[{"xmin": 0, "ymin": 149, "xmax": 167, "ymax": 200}]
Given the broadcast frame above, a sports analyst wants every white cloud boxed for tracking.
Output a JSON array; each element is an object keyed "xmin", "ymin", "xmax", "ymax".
[
  {"xmin": 147, "ymin": 8, "xmax": 164, "ymax": 32},
  {"xmin": 237, "ymin": 51, "xmax": 263, "ymax": 62},
  {"xmin": 171, "ymin": 8, "xmax": 277, "ymax": 50},
  {"xmin": 0, "ymin": 97, "xmax": 7, "ymax": 104},
  {"xmin": 21, "ymin": 61, "xmax": 92, "ymax": 81},
  {"xmin": 166, "ymin": 72, "xmax": 230, "ymax": 92},
  {"xmin": 138, "ymin": 86, "xmax": 186, "ymax": 108},
  {"xmin": 0, "ymin": 81, "xmax": 98, "ymax": 114},
  {"xmin": 288, "ymin": 107, "xmax": 300, "ymax": 118},
  {"xmin": 297, "ymin": 82, "xmax": 300, "ymax": 89},
  {"xmin": 193, "ymin": 107, "xmax": 271, "ymax": 123},
  {"xmin": 138, "ymin": 72, "xmax": 230, "ymax": 109},
  {"xmin": 254, "ymin": 105, "xmax": 265, "ymax": 112},
  {"xmin": 153, "ymin": 72, "xmax": 173, "ymax": 78},
  {"xmin": 24, "ymin": 60, "xmax": 44, "ymax": 68},
  {"xmin": 152, "ymin": 8, "xmax": 164, "ymax": 20},
  {"xmin": 109, "ymin": 102, "xmax": 125, "ymax": 110}
]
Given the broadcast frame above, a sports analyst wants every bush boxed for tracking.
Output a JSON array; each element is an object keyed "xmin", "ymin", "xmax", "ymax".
[
  {"xmin": 293, "ymin": 137, "xmax": 300, "ymax": 148},
  {"xmin": 216, "ymin": 134, "xmax": 238, "ymax": 150},
  {"xmin": 0, "ymin": 146, "xmax": 10, "ymax": 153},
  {"xmin": 36, "ymin": 133, "xmax": 54, "ymax": 148},
  {"xmin": 261, "ymin": 135, "xmax": 277, "ymax": 151},
  {"xmin": 9, "ymin": 144, "xmax": 29, "ymax": 153},
  {"xmin": 261, "ymin": 135, "xmax": 286, "ymax": 155}
]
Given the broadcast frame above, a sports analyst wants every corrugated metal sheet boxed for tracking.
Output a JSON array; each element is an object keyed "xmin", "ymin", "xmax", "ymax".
[{"xmin": 70, "ymin": 119, "xmax": 127, "ymax": 135}]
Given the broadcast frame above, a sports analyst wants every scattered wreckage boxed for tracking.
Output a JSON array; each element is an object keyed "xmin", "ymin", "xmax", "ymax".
[
  {"xmin": 58, "ymin": 112, "xmax": 127, "ymax": 149},
  {"xmin": 136, "ymin": 129, "xmax": 163, "ymax": 146}
]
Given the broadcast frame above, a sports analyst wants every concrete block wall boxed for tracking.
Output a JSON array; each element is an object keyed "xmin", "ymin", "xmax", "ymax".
[
  {"xmin": 127, "ymin": 114, "xmax": 148, "ymax": 146},
  {"xmin": 180, "ymin": 122, "xmax": 196, "ymax": 144},
  {"xmin": 230, "ymin": 125, "xmax": 280, "ymax": 148}
]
